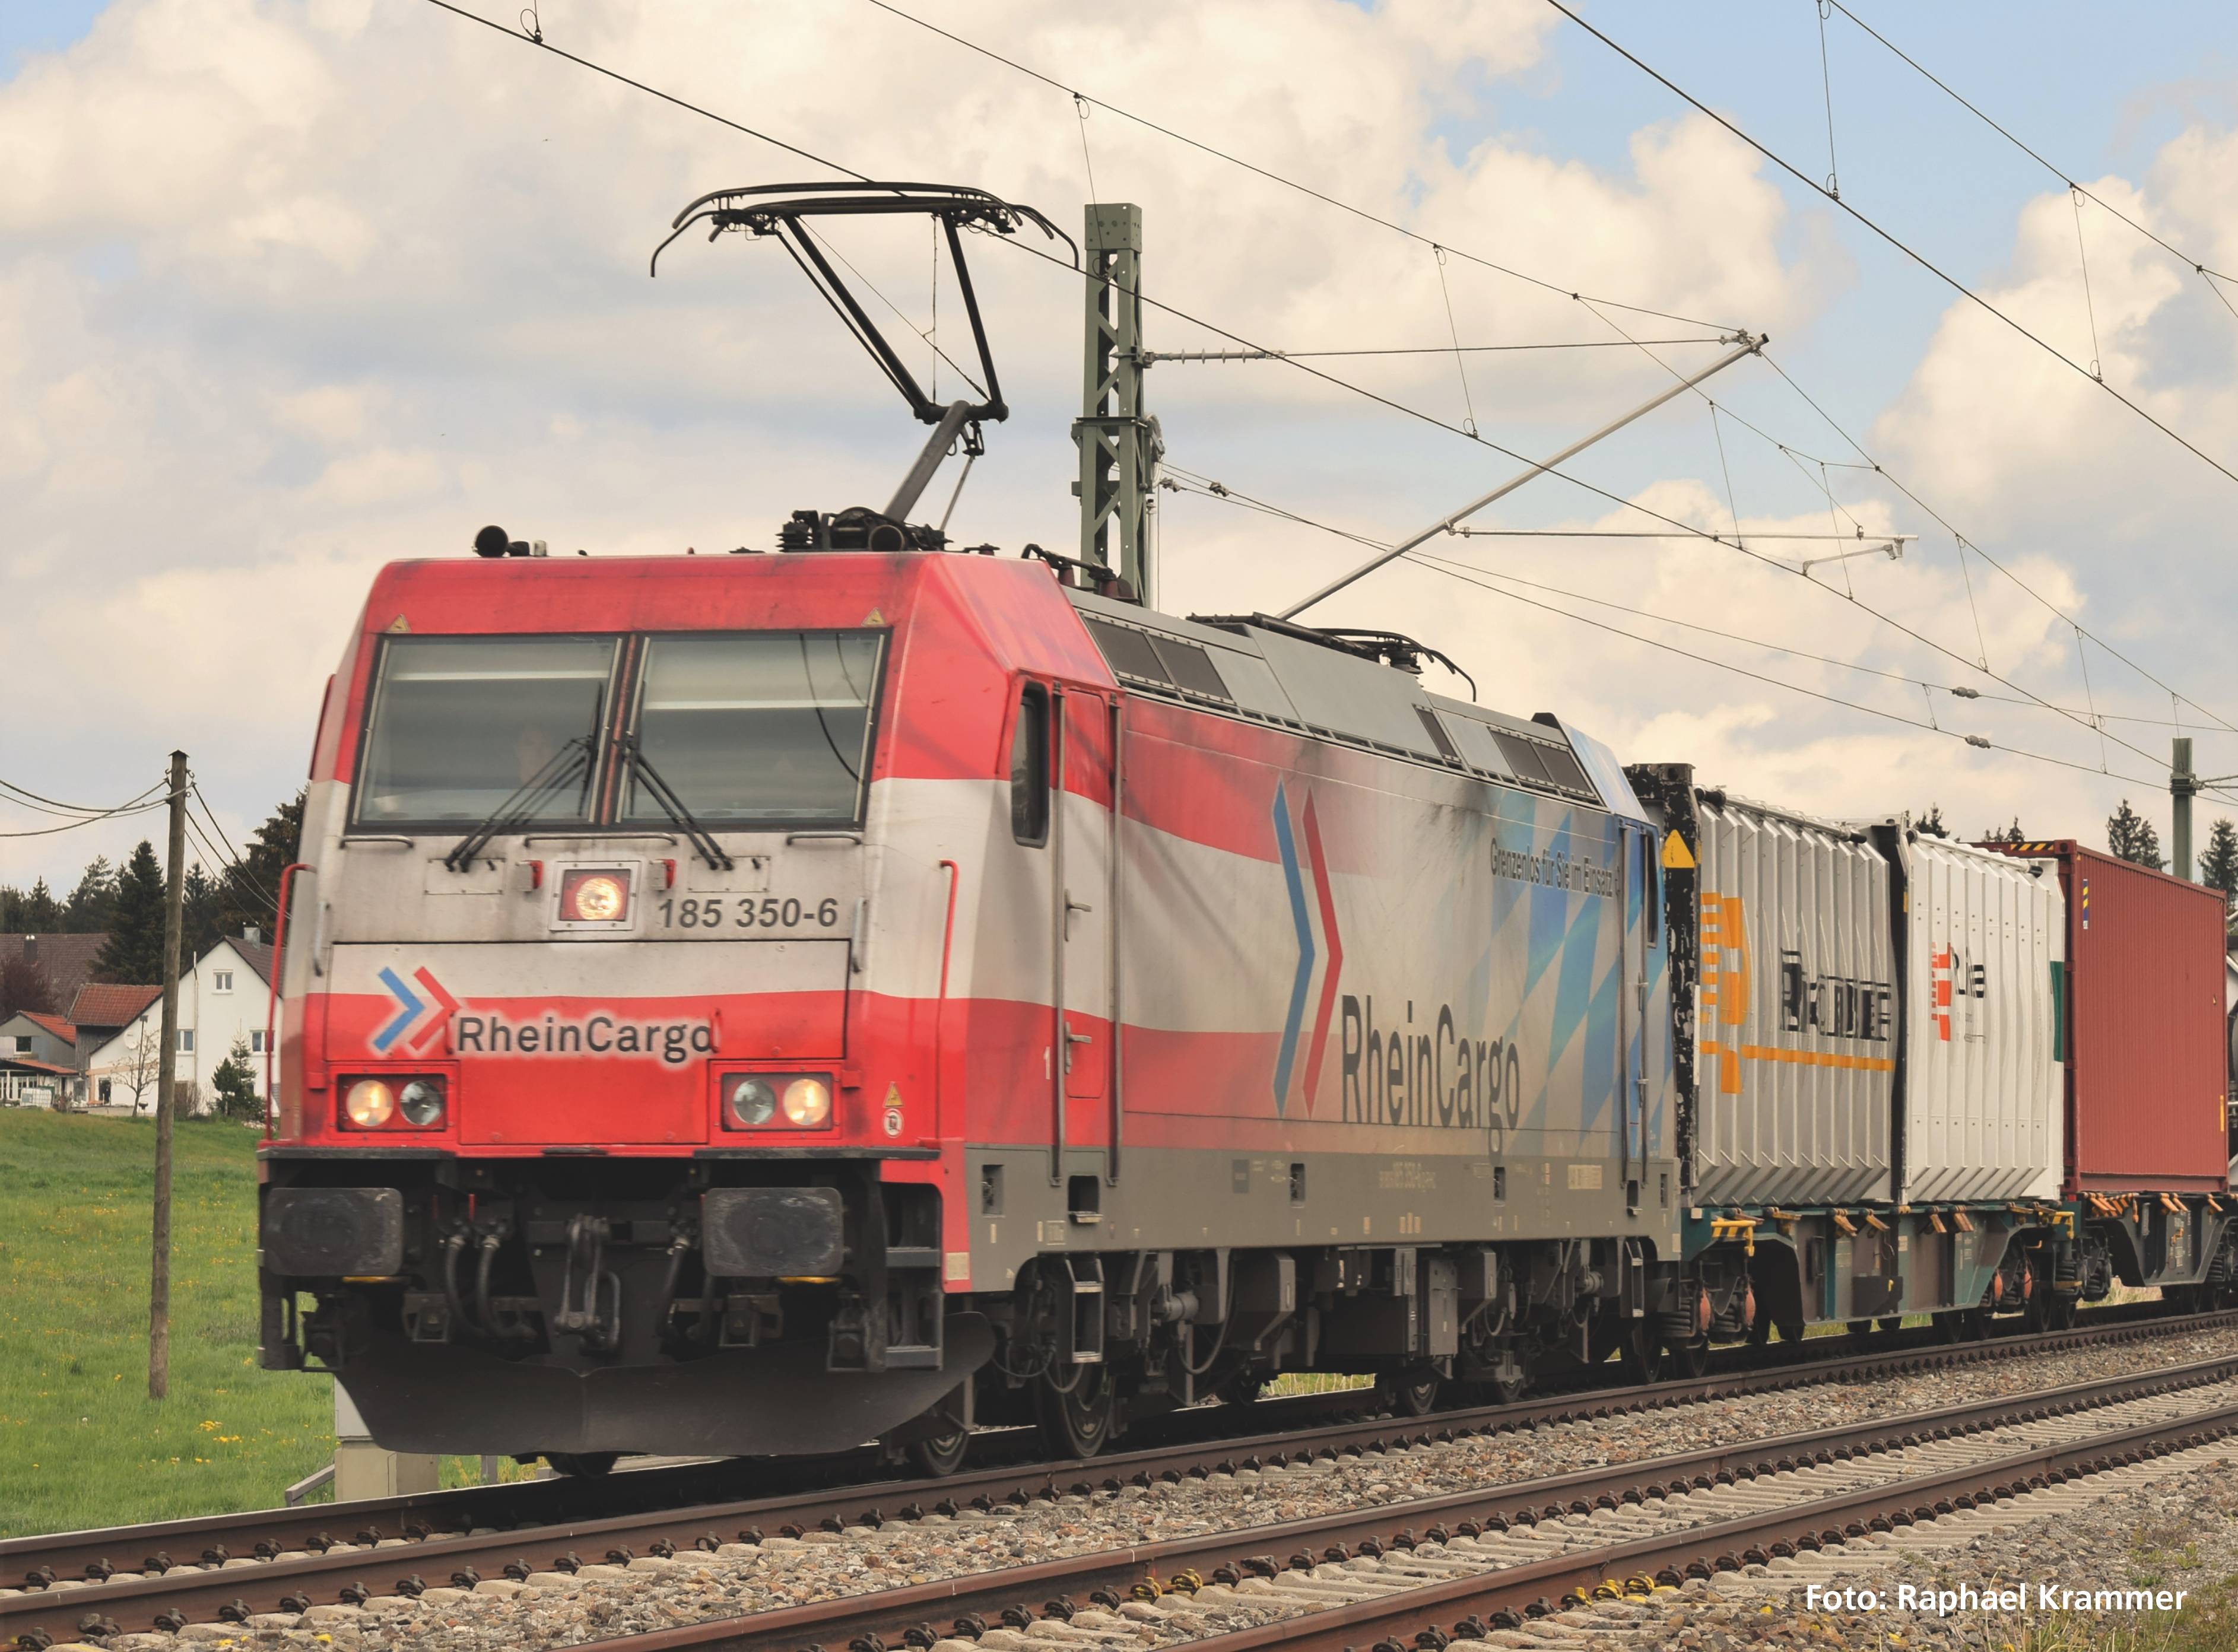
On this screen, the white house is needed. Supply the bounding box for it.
[85,932,277,1114]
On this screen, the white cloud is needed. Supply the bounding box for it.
[0,0,2225,887]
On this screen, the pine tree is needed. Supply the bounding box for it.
[64,856,118,933]
[2107,799,2167,871]
[0,957,55,1019]
[183,863,225,957]
[93,841,167,984]
[1916,805,1949,838]
[214,789,304,943]
[210,1035,262,1122]
[19,878,62,932]
[2199,818,2238,929]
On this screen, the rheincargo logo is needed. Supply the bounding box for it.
[453,1011,715,1067]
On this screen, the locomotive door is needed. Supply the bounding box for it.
[1050,688,1114,1184]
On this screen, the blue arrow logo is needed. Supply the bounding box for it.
[373,966,424,1053]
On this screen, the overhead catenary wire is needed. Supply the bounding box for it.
[1162,468,2238,802]
[857,0,1743,333]
[415,0,2228,788]
[1543,0,2238,497]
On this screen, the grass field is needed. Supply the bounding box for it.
[0,1109,336,1536]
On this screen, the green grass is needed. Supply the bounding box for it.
[0,1110,336,1536]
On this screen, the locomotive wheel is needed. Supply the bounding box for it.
[1668,1335,1710,1379]
[1391,1370,1442,1416]
[906,1423,972,1478]
[1745,1317,1770,1348]
[1845,1319,1872,1338]
[1036,1363,1118,1459]
[1875,1317,1903,1335]
[545,1452,618,1478]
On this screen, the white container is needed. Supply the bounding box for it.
[1692,794,1894,1206]
[1891,831,2064,1203]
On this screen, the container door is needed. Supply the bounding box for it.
[1620,821,1649,1211]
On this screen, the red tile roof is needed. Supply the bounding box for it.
[20,1011,75,1044]
[0,1054,76,1076]
[68,982,163,1030]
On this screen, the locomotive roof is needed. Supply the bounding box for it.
[1067,588,1645,822]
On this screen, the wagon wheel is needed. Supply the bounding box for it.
[1666,1334,1710,1379]
[1620,1323,1664,1385]
[545,1452,618,1478]
[1390,1368,1443,1416]
[1036,1362,1118,1459]
[906,1421,972,1478]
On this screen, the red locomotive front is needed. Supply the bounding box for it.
[259,548,1113,1464]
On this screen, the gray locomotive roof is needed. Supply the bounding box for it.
[1066,590,1646,821]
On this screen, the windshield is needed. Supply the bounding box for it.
[626,633,882,826]
[355,637,615,825]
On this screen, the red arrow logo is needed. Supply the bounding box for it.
[406,967,461,1054]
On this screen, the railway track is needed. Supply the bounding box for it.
[545,1347,2238,1652]
[5,1305,2230,1650]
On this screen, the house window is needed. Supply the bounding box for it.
[177,1028,195,1054]
[11,1035,28,1054]
[212,970,233,993]
[250,1031,267,1054]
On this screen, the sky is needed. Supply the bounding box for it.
[7,0,2238,895]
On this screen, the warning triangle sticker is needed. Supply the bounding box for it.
[862,608,886,626]
[1660,830,1696,870]
[385,614,411,634]
[882,1082,903,1107]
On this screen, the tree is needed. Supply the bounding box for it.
[183,863,225,958]
[1915,805,1950,838]
[110,1024,163,1115]
[2107,799,2167,871]
[2199,818,2238,933]
[93,841,167,984]
[213,789,303,945]
[1981,817,2025,845]
[0,957,56,1020]
[63,856,118,933]
[209,1035,261,1123]
[9,878,64,932]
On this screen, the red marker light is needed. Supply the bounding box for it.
[560,867,631,923]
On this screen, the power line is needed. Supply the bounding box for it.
[858,0,1742,334]
[1825,2,2238,288]
[418,0,2214,787]
[188,781,280,916]
[1543,0,2238,495]
[1162,465,2238,805]
[0,797,170,839]
[418,0,872,182]
[1145,336,1729,363]
[0,776,165,819]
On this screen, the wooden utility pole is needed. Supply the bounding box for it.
[149,750,188,1401]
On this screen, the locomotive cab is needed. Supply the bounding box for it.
[259,545,1110,1460]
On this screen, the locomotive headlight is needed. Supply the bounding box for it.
[398,1078,446,1127]
[344,1079,395,1129]
[725,1076,777,1128]
[781,1076,832,1129]
[559,867,631,924]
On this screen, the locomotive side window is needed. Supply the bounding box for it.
[625,633,882,827]
[1083,617,1169,684]
[1148,637,1233,702]
[1011,684,1050,846]
[355,636,615,825]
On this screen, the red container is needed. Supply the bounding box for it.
[1995,842,2229,1194]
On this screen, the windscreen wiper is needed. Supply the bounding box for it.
[445,737,593,872]
[621,735,734,872]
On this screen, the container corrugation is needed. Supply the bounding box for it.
[2029,844,2229,1194]
[1893,833,2064,1203]
[1692,795,1893,1206]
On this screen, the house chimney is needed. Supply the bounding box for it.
[243,926,261,945]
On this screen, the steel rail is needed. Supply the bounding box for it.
[6,1298,2205,1602]
[12,1314,2234,1651]
[532,1349,2238,1652]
